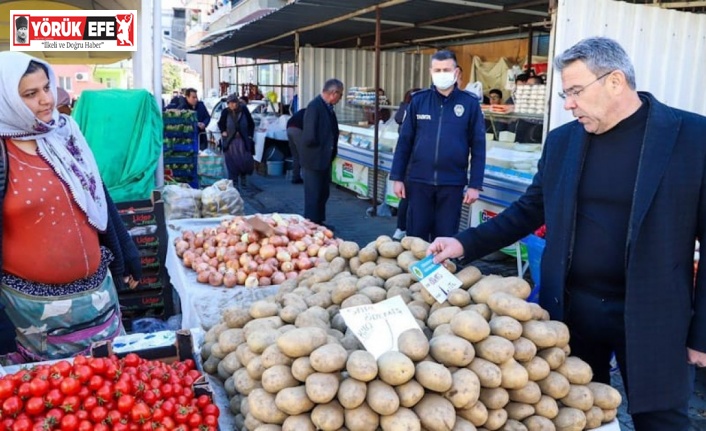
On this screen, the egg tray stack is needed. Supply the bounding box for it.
[512,84,547,115]
[115,190,178,332]
[164,110,199,188]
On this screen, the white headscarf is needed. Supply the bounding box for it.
[0,52,107,231]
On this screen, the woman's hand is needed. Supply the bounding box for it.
[123,275,139,290]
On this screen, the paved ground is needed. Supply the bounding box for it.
[240,169,706,430]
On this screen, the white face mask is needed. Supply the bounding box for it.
[432,71,457,90]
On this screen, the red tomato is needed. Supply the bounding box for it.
[89,406,108,424]
[160,417,175,430]
[123,354,141,369]
[60,395,80,413]
[113,423,129,431]
[77,420,93,431]
[174,405,191,425]
[160,400,175,416]
[130,402,151,423]
[72,365,93,384]
[0,379,16,400]
[95,385,112,404]
[44,408,63,423]
[106,409,122,425]
[23,397,44,417]
[186,413,202,428]
[114,380,131,398]
[75,410,88,421]
[51,362,72,378]
[195,395,210,409]
[116,395,135,414]
[45,389,63,409]
[59,414,78,431]
[73,355,87,366]
[203,414,218,427]
[27,378,48,398]
[202,404,219,418]
[2,396,23,416]
[16,383,30,401]
[10,417,30,431]
[88,357,107,375]
[87,375,104,392]
[58,377,80,396]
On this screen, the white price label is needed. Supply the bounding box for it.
[410,255,462,304]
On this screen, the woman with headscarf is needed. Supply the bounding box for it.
[218,93,255,190]
[0,52,141,362]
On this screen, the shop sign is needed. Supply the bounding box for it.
[331,158,368,195]
[10,10,137,51]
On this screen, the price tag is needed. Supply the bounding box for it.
[339,296,421,359]
[410,255,462,304]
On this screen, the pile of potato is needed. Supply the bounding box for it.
[200,235,622,431]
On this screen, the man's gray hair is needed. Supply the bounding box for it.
[554,37,636,90]
[323,79,344,93]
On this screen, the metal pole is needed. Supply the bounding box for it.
[527,25,534,75]
[371,6,381,217]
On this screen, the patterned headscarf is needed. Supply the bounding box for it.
[0,52,107,231]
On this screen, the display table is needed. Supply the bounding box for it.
[165,217,279,330]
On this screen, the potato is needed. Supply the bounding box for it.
[374,263,404,280]
[475,336,515,364]
[246,355,266,380]
[395,379,425,408]
[523,415,556,431]
[250,300,279,319]
[377,351,416,386]
[487,292,533,322]
[244,413,263,431]
[451,416,478,431]
[502,418,529,431]
[469,276,531,303]
[433,324,454,338]
[396,251,419,271]
[385,273,415,290]
[537,347,566,370]
[347,350,379,382]
[444,368,481,409]
[277,327,328,358]
[304,291,333,309]
[587,382,622,409]
[311,401,345,431]
[380,407,421,431]
[349,256,362,274]
[274,385,314,415]
[235,343,258,367]
[379,241,404,258]
[414,393,456,431]
[506,402,535,421]
[584,406,604,429]
[429,335,476,367]
[360,286,388,303]
[247,328,280,354]
[221,351,243,374]
[202,355,220,375]
[282,414,315,431]
[454,265,483,289]
[544,321,570,348]
[253,425,282,431]
[344,402,380,431]
[447,289,472,307]
[484,408,508,430]
[602,408,618,422]
[457,401,488,427]
[508,381,542,404]
[248,388,287,424]
[261,364,298,393]
[223,307,252,328]
[537,371,570,399]
[522,356,551,381]
[415,361,453,392]
[342,293,374,308]
[339,241,360,259]
[356,261,377,277]
[556,357,593,385]
[479,387,509,409]
[218,328,245,354]
[428,306,462,330]
[397,329,430,361]
[468,357,502,388]
[305,372,340,403]
[331,278,358,305]
[279,305,306,323]
[450,310,491,343]
[291,356,315,382]
[338,377,367,409]
[533,395,559,419]
[552,407,586,431]
[560,385,594,412]
[500,358,529,390]
[387,286,413,302]
[309,343,348,373]
[489,316,524,341]
[522,321,558,349]
[366,380,400,416]
[512,337,537,363]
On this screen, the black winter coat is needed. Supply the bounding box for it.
[299,96,339,171]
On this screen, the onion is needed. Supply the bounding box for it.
[223,272,238,288]
[195,262,210,273]
[182,251,195,268]
[279,235,290,246]
[182,230,195,241]
[239,253,251,267]
[249,231,261,244]
[194,234,205,248]
[196,270,210,284]
[208,257,219,268]
[265,257,279,268]
[257,263,275,278]
[307,244,320,257]
[244,275,259,288]
[208,271,224,287]
[276,250,292,263]
[287,226,306,241]
[247,242,260,256]
[175,240,189,257]
[226,260,240,271]
[234,242,248,255]
[258,276,272,286]
[280,261,294,273]
[285,271,298,279]
[294,240,307,252]
[204,247,216,258]
[296,257,314,271]
[236,270,248,285]
[271,271,286,285]
[216,247,227,261]
[259,244,276,260]
[287,244,300,258]
[246,261,259,274]
[270,235,284,247]
[273,227,287,236]
[227,235,239,246]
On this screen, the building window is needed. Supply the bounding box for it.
[164,29,171,36]
[58,76,72,91]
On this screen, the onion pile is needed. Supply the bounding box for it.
[174,214,340,288]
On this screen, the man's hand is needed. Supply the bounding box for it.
[393,181,406,199]
[197,122,206,130]
[123,275,139,290]
[428,237,464,264]
[221,131,227,137]
[688,347,706,367]
[463,188,480,205]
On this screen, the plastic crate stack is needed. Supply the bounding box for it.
[115,191,178,332]
[163,110,199,188]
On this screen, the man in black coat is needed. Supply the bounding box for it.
[429,37,706,431]
[178,88,211,150]
[299,79,343,228]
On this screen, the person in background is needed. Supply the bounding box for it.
[506,73,529,104]
[0,52,141,362]
[391,87,420,241]
[488,88,503,105]
[239,95,249,105]
[165,89,184,110]
[528,74,545,85]
[390,50,486,242]
[56,87,72,115]
[428,37,706,431]
[178,88,211,150]
[218,94,255,189]
[286,108,306,184]
[299,79,343,230]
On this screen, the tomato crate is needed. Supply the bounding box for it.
[140,254,161,270]
[117,190,165,230]
[119,288,165,312]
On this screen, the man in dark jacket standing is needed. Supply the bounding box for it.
[429,37,706,431]
[299,79,343,228]
[390,50,486,242]
[179,88,211,150]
